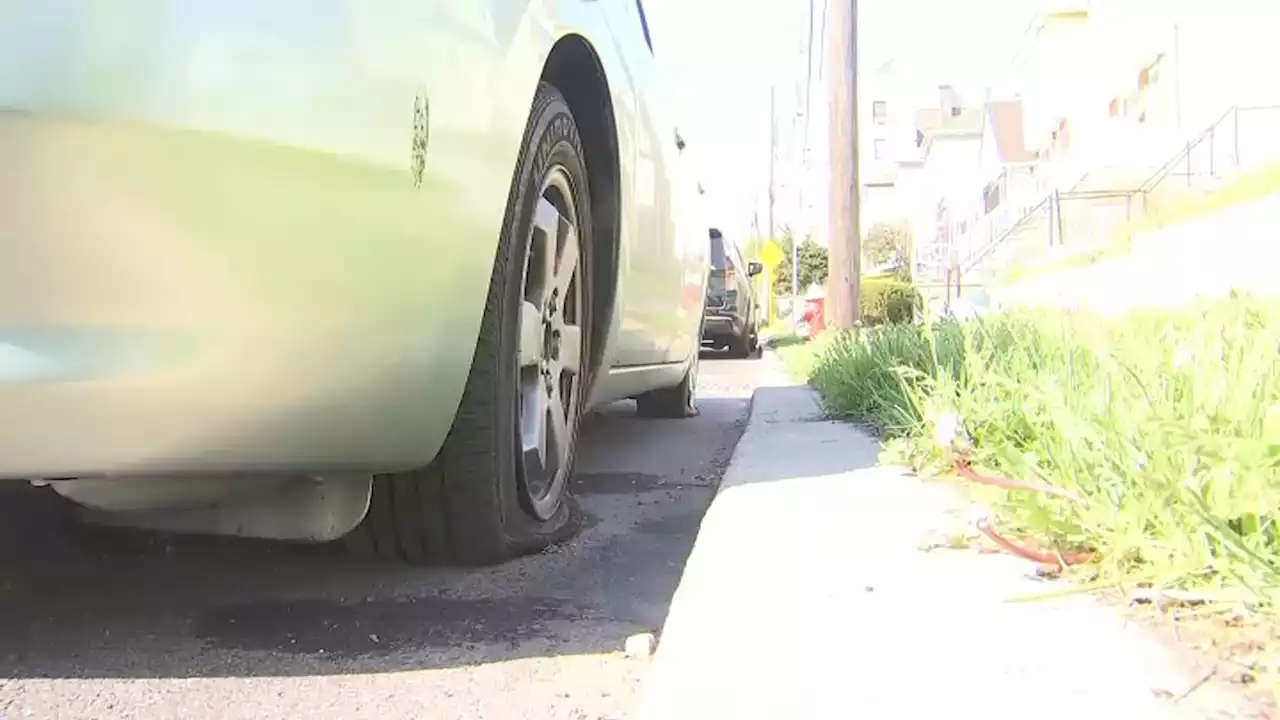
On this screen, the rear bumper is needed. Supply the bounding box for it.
[702,311,745,342]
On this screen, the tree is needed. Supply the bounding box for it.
[770,232,829,297]
[864,222,913,278]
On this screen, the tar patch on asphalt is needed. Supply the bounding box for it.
[572,472,669,495]
[634,509,706,538]
[193,595,579,655]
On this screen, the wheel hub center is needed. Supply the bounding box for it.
[548,330,561,361]
[542,288,564,368]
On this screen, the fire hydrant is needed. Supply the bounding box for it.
[802,298,826,338]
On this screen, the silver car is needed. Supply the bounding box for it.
[0,0,710,565]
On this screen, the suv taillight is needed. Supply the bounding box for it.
[725,260,738,284]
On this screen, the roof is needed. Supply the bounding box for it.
[985,100,1036,163]
[915,107,984,138]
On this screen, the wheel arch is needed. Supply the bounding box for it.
[539,34,621,387]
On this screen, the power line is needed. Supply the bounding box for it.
[792,0,823,322]
[816,0,830,86]
[790,0,815,317]
[768,84,777,241]
[799,0,817,194]
[797,0,829,222]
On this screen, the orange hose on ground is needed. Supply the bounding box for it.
[975,518,1096,568]
[954,457,1085,505]
[952,455,1096,569]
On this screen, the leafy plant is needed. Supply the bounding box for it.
[861,276,919,326]
[864,222,913,279]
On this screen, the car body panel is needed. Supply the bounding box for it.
[0,0,703,482]
[592,0,688,368]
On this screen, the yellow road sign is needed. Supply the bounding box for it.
[759,240,785,269]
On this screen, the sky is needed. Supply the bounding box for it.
[642,0,1035,241]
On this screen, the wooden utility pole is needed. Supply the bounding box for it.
[826,0,860,328]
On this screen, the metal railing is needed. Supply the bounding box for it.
[960,193,1051,276]
[951,103,1280,290]
[1135,104,1280,198]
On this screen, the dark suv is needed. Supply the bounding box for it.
[703,228,763,358]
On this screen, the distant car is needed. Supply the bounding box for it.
[703,229,763,358]
[0,0,710,566]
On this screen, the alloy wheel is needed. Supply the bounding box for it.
[516,166,585,520]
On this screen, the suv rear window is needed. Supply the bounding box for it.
[709,229,727,269]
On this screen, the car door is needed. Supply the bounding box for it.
[600,0,683,366]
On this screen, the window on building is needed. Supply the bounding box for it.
[872,101,888,125]
[873,138,888,160]
[983,180,1003,215]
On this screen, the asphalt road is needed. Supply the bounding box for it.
[0,354,767,720]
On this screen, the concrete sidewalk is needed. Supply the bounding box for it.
[637,353,1236,720]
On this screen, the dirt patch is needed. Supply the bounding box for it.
[1102,591,1279,718]
[913,483,1278,718]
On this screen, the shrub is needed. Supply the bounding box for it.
[860,276,919,326]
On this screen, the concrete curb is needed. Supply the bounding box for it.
[636,353,1220,720]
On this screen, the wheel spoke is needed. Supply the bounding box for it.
[559,325,582,374]
[548,384,571,470]
[519,301,542,367]
[536,399,550,466]
[531,198,559,305]
[520,384,545,455]
[554,222,579,297]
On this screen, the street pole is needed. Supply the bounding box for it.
[766,84,788,326]
[768,84,777,244]
[827,0,860,328]
[793,0,816,332]
[791,210,800,321]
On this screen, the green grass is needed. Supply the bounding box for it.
[762,319,796,337]
[796,296,1280,606]
[1135,162,1280,236]
[1001,242,1126,285]
[774,335,818,379]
